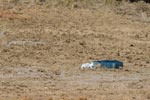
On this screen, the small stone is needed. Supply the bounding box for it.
[130,44,134,47]
[48,97,53,100]
[79,97,88,100]
[54,70,61,75]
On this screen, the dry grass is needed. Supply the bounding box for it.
[0,0,150,100]
[0,0,149,8]
[18,97,88,100]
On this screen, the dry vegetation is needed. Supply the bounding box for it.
[0,0,150,100]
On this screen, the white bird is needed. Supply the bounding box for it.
[81,62,94,69]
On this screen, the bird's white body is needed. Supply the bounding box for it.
[81,62,94,69]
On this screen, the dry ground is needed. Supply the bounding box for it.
[0,2,150,100]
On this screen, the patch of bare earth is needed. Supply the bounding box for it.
[0,3,150,100]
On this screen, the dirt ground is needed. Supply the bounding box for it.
[0,1,150,100]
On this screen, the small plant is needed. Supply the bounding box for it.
[105,0,115,4]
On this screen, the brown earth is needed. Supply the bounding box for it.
[0,2,150,100]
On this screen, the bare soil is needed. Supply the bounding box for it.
[0,2,150,100]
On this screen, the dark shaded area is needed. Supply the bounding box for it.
[129,0,150,3]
